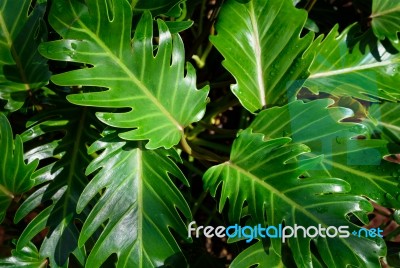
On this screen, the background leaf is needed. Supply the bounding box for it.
[250,99,400,207]
[304,24,400,102]
[14,98,101,267]
[0,0,50,111]
[77,133,191,267]
[210,0,314,111]
[0,113,38,223]
[0,241,47,268]
[203,129,385,267]
[371,0,400,43]
[39,1,209,149]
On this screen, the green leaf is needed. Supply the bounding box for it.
[77,133,191,267]
[14,99,102,267]
[204,129,385,267]
[0,0,50,111]
[230,242,284,268]
[0,113,38,223]
[132,0,184,16]
[366,101,400,145]
[210,0,314,111]
[164,20,194,34]
[0,241,47,268]
[250,99,400,207]
[371,0,400,43]
[304,24,400,102]
[39,1,209,149]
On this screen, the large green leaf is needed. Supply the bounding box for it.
[304,24,400,102]
[250,99,400,207]
[203,129,385,267]
[39,1,209,149]
[371,0,400,43]
[0,241,47,268]
[210,0,314,112]
[0,0,50,111]
[366,101,400,145]
[77,133,191,267]
[14,98,102,267]
[0,113,38,223]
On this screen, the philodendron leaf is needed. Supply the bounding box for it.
[250,99,400,207]
[0,113,38,223]
[132,0,183,16]
[39,1,209,149]
[304,24,400,102]
[0,0,50,111]
[366,101,400,145]
[204,129,385,267]
[77,133,191,267]
[210,0,314,112]
[371,0,400,43]
[14,100,102,267]
[0,241,47,268]
[230,242,283,268]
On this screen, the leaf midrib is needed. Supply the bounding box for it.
[64,3,184,133]
[309,57,400,79]
[371,5,400,18]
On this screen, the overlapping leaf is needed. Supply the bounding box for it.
[366,101,400,145]
[132,0,183,16]
[210,0,314,112]
[39,0,209,149]
[371,0,400,43]
[250,99,400,207]
[304,24,400,102]
[14,98,102,267]
[204,129,385,267]
[0,113,38,223]
[0,241,47,268]
[0,0,50,111]
[77,133,191,267]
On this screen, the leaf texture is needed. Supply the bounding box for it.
[0,0,50,111]
[250,99,400,207]
[371,0,400,43]
[305,24,400,102]
[39,1,209,149]
[203,129,385,267]
[0,114,38,223]
[14,99,102,267]
[77,133,191,267]
[210,0,314,111]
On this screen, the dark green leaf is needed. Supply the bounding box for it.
[0,113,38,223]
[77,133,191,267]
[371,0,400,43]
[39,2,209,149]
[210,0,314,111]
[0,0,50,111]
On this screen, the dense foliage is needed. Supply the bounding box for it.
[1,0,400,267]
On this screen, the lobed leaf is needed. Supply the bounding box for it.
[0,113,38,223]
[250,99,400,207]
[14,98,102,267]
[0,0,50,111]
[39,1,209,149]
[0,241,47,268]
[304,24,400,102]
[204,129,385,267]
[77,133,191,267]
[210,0,314,112]
[371,0,400,43]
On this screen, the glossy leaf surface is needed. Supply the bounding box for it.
[250,99,400,207]
[204,129,385,267]
[0,241,47,268]
[305,25,400,102]
[0,113,38,223]
[0,0,50,111]
[77,133,191,267]
[371,0,400,43]
[39,1,209,149]
[210,0,314,111]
